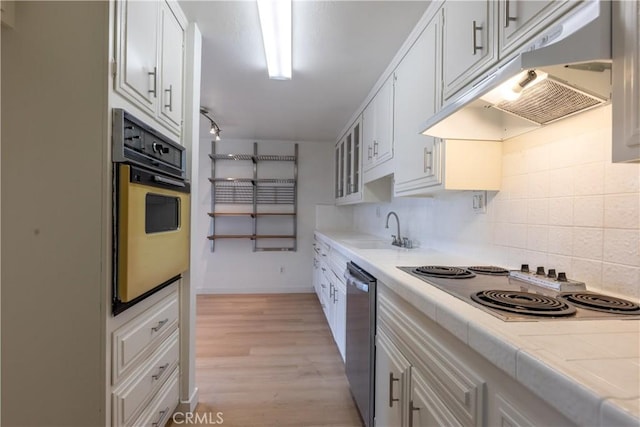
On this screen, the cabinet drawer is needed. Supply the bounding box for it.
[112,330,179,426]
[112,290,179,383]
[131,368,180,427]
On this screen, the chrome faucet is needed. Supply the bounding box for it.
[385,211,402,247]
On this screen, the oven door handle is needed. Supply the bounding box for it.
[153,175,186,188]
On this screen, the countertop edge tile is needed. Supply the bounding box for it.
[516,349,603,426]
[601,397,640,427]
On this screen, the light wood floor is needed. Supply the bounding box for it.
[169,293,362,427]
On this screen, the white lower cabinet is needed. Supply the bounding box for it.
[111,289,180,427]
[376,282,576,427]
[112,330,179,426]
[132,369,180,427]
[313,235,348,362]
[375,331,410,427]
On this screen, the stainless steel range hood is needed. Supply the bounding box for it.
[420,1,612,142]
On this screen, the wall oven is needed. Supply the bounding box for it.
[112,109,190,315]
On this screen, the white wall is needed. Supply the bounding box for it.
[353,106,640,299]
[193,132,334,294]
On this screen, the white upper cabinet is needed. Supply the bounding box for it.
[394,11,442,196]
[498,0,579,58]
[159,2,185,130]
[442,0,498,101]
[117,0,160,115]
[115,0,186,137]
[336,117,392,205]
[612,0,640,163]
[363,75,395,172]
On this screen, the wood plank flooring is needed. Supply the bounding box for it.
[168,293,362,427]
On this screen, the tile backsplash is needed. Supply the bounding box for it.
[352,106,640,299]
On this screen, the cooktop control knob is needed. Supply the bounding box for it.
[521,264,530,273]
[536,266,545,276]
[547,269,557,279]
[557,272,568,282]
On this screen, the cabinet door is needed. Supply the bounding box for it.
[394,13,443,195]
[336,139,345,198]
[612,0,640,162]
[347,119,362,196]
[375,331,411,427]
[362,101,376,171]
[159,2,184,130]
[410,368,463,427]
[498,0,577,57]
[312,256,321,298]
[442,0,497,100]
[117,0,160,114]
[352,120,361,194]
[374,75,395,164]
[334,281,346,361]
[334,142,341,199]
[345,133,354,195]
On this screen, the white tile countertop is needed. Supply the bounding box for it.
[315,230,640,427]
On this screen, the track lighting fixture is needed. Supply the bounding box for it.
[200,108,222,140]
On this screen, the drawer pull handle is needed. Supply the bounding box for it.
[504,0,517,28]
[151,318,169,332]
[472,20,483,55]
[148,67,157,98]
[409,400,421,427]
[164,84,173,111]
[389,373,400,407]
[151,363,170,380]
[152,406,170,427]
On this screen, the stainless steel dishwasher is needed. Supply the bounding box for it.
[344,261,376,427]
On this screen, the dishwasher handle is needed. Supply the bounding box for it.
[344,271,370,293]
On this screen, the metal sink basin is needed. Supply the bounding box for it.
[343,239,399,249]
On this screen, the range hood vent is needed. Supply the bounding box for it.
[493,76,607,125]
[420,1,611,142]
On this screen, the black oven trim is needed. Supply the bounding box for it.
[112,274,181,316]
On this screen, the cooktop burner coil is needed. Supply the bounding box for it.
[470,290,577,317]
[413,266,475,279]
[467,266,510,276]
[558,292,640,314]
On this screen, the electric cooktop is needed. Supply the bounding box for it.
[398,265,640,322]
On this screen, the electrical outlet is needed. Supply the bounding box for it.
[472,191,487,214]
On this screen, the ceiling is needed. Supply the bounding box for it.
[179,1,430,142]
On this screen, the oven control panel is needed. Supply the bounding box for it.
[509,264,586,292]
[112,109,186,179]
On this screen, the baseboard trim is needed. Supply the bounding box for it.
[196,286,313,294]
[176,387,199,413]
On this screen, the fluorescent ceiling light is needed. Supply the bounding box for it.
[257,0,292,80]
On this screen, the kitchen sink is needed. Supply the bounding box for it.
[343,239,413,250]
